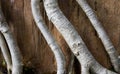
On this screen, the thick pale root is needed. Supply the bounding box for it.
[31,0,66,74]
[76,0,120,72]
[43,0,117,74]
[81,66,90,74]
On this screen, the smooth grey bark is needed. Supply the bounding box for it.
[76,0,120,73]
[43,0,117,74]
[31,0,66,74]
[0,32,12,74]
[81,66,89,74]
[0,1,22,74]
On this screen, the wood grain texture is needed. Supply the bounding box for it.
[0,0,120,74]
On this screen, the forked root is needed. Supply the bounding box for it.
[76,0,120,72]
[43,0,118,74]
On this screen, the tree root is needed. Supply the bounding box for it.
[0,1,23,74]
[43,0,118,74]
[76,0,120,72]
[31,0,66,74]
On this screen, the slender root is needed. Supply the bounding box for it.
[0,32,12,74]
[0,1,22,74]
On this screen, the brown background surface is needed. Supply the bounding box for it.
[0,0,120,74]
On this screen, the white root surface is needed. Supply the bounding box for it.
[31,0,66,74]
[0,32,12,74]
[43,0,118,74]
[76,0,120,73]
[0,2,22,74]
[68,53,74,74]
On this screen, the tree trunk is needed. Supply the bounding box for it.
[0,0,120,74]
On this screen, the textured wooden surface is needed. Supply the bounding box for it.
[0,0,120,74]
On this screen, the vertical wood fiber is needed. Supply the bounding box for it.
[0,0,120,74]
